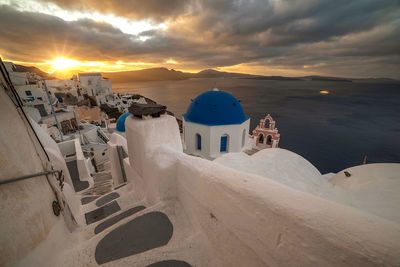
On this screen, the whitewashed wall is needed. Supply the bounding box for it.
[108,132,128,187]
[209,119,249,158]
[74,138,94,187]
[124,115,400,267]
[0,88,60,266]
[14,84,45,99]
[9,71,28,85]
[183,119,250,159]
[183,119,211,158]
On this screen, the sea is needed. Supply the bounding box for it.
[113,78,400,174]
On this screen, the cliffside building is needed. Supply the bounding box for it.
[78,73,112,105]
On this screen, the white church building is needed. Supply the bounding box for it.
[183,89,250,159]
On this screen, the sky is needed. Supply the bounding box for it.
[0,0,399,78]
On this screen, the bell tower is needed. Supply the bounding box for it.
[251,114,280,149]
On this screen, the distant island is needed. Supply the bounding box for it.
[11,63,400,84]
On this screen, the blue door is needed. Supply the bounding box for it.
[220,135,228,152]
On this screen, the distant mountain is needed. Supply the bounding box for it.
[9,63,400,84]
[102,67,191,83]
[103,68,265,82]
[196,69,255,78]
[13,64,54,79]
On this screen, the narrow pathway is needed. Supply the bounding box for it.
[66,160,89,192]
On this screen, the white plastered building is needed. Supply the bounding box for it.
[78,73,112,105]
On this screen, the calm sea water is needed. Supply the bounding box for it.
[114,78,400,173]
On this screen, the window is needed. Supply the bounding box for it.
[220,134,229,152]
[242,129,246,147]
[258,134,264,144]
[264,119,270,129]
[196,133,202,150]
[25,90,32,96]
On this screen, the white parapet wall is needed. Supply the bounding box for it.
[124,114,400,266]
[74,138,94,187]
[58,138,93,188]
[107,132,128,187]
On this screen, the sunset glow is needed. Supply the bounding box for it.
[49,57,80,71]
[0,0,398,78]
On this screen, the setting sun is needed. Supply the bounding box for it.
[49,57,80,71]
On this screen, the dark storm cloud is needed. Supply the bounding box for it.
[0,4,244,66]
[0,0,399,77]
[188,0,398,46]
[0,5,193,62]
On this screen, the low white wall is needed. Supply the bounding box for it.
[57,138,93,186]
[58,139,76,158]
[126,115,182,178]
[74,138,93,186]
[107,133,128,187]
[124,115,400,267]
[176,153,400,266]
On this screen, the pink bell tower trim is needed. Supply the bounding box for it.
[252,114,280,149]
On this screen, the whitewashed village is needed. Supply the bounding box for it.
[1,59,400,267]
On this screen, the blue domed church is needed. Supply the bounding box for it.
[183,88,250,159]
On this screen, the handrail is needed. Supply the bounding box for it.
[0,170,62,186]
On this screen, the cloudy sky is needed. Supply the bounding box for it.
[0,0,399,78]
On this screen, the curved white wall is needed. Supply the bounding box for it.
[329,163,400,223]
[124,115,400,267]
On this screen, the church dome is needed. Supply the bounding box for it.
[184,89,248,126]
[116,112,131,132]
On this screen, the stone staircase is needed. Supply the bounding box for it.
[79,172,194,266]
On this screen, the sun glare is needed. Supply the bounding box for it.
[50,57,80,71]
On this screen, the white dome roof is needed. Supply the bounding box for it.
[215,148,324,194]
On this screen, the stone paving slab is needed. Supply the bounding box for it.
[95,212,173,264]
[94,205,146,234]
[81,196,100,205]
[96,192,120,207]
[145,260,192,267]
[85,201,121,225]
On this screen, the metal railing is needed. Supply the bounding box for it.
[0,170,62,186]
